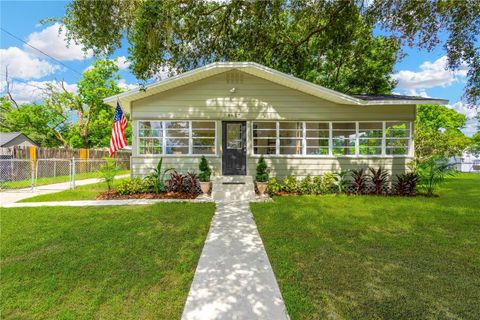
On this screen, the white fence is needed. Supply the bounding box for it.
[0,158,130,191]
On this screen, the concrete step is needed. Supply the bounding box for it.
[211,176,256,202]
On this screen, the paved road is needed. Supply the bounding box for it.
[182,201,289,320]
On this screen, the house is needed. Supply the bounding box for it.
[104,62,447,179]
[0,132,38,148]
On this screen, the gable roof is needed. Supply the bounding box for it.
[104,62,448,111]
[0,132,38,147]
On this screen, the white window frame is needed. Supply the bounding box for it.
[136,120,217,157]
[251,120,413,158]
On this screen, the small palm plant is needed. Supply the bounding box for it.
[145,158,173,193]
[417,158,456,197]
[98,157,119,191]
[333,170,350,194]
[368,167,389,195]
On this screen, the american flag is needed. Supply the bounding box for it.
[109,102,128,157]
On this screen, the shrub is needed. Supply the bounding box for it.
[321,172,336,193]
[368,167,389,195]
[416,158,456,197]
[117,177,147,195]
[186,171,199,195]
[167,171,185,192]
[394,172,419,196]
[267,177,282,195]
[256,155,269,182]
[298,175,315,195]
[350,169,369,194]
[198,156,212,182]
[98,157,119,191]
[145,158,173,193]
[333,170,350,194]
[282,176,298,193]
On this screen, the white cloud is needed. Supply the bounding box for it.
[1,79,77,104]
[115,56,130,70]
[393,56,467,96]
[0,47,60,80]
[118,79,138,91]
[25,23,93,61]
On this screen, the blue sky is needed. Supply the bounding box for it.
[1,0,477,135]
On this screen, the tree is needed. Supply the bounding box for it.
[62,0,399,95]
[415,104,471,161]
[62,0,479,104]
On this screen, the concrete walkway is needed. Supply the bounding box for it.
[0,174,129,205]
[182,201,288,320]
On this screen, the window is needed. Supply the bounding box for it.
[332,122,356,155]
[358,122,383,155]
[279,122,303,155]
[192,121,215,154]
[385,122,410,155]
[139,121,162,155]
[306,122,329,155]
[253,122,276,155]
[138,120,216,155]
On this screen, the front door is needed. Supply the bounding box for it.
[222,121,247,175]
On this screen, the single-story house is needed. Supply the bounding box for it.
[104,62,447,179]
[0,132,38,148]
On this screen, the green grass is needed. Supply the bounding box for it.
[1,203,215,319]
[1,170,129,190]
[251,173,480,319]
[18,178,129,203]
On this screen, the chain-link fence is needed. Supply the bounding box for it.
[0,158,130,191]
[0,159,34,190]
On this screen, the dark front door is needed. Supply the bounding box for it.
[222,121,247,175]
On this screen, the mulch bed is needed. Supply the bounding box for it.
[96,191,199,200]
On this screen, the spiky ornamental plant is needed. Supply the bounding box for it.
[368,167,389,195]
[350,169,368,195]
[256,155,269,182]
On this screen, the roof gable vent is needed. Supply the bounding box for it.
[226,71,244,84]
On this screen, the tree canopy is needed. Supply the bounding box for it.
[62,0,479,105]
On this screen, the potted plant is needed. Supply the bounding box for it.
[256,155,269,196]
[198,156,212,194]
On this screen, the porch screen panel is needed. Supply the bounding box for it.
[279,122,303,155]
[306,122,329,155]
[138,121,162,155]
[165,121,189,154]
[386,122,410,155]
[192,121,216,154]
[253,122,277,155]
[359,122,382,155]
[332,122,356,155]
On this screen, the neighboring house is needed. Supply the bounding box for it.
[0,132,38,148]
[455,152,480,172]
[104,62,447,178]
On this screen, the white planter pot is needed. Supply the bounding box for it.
[256,182,268,196]
[200,181,211,195]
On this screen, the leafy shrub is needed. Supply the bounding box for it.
[368,167,389,195]
[145,158,173,193]
[98,157,120,191]
[350,169,368,194]
[394,172,419,196]
[333,170,350,193]
[117,177,147,195]
[282,176,298,193]
[267,177,282,195]
[298,175,315,195]
[256,156,269,182]
[321,173,336,193]
[198,156,212,182]
[416,158,456,196]
[167,171,185,192]
[186,171,199,194]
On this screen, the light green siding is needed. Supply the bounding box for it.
[131,70,414,177]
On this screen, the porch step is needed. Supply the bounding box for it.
[211,176,256,202]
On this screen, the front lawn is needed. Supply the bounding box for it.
[251,173,480,319]
[18,178,129,202]
[1,203,215,319]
